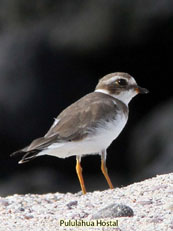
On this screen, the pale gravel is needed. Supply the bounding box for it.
[0,173,172,231]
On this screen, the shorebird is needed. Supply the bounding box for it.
[11,72,148,194]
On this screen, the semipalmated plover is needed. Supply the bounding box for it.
[11,72,148,194]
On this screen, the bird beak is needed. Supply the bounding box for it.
[135,86,149,94]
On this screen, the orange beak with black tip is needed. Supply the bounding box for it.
[135,86,149,94]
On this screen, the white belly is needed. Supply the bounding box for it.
[39,113,128,158]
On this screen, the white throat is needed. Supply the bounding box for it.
[95,89,137,105]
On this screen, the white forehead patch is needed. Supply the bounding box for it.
[129,76,137,85]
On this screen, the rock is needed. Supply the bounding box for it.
[92,203,134,219]
[66,200,78,209]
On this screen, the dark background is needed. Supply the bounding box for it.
[0,0,172,196]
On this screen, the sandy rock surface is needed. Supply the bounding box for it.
[0,173,172,231]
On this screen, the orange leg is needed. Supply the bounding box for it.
[101,150,114,189]
[76,156,86,194]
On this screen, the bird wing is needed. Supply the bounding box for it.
[26,92,119,151]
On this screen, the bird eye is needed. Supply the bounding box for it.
[116,79,127,86]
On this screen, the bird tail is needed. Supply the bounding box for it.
[10,149,39,164]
